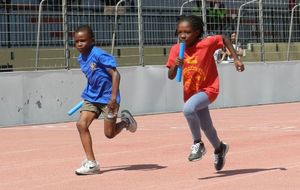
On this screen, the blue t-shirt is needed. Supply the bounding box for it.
[78,46,121,104]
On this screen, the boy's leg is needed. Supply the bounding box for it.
[76,111,97,161]
[103,118,127,138]
[75,110,100,175]
[101,106,136,139]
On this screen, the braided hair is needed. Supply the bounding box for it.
[176,15,204,38]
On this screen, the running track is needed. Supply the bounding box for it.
[1,102,299,190]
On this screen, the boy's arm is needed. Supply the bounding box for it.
[222,35,245,72]
[107,68,120,113]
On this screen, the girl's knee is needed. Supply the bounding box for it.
[183,105,197,116]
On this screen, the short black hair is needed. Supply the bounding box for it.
[75,25,95,39]
[176,15,204,38]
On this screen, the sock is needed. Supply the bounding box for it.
[193,139,202,145]
[87,160,96,164]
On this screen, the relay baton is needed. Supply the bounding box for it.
[68,100,84,116]
[175,41,185,82]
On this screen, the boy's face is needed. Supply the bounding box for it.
[177,21,199,47]
[74,31,95,55]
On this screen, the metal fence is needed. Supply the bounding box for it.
[0,0,300,71]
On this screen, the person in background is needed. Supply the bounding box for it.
[220,32,243,63]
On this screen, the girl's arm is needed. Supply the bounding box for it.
[107,68,120,114]
[222,35,245,72]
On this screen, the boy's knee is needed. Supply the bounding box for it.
[103,121,116,139]
[104,131,115,139]
[76,121,87,132]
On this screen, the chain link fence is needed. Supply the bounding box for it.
[0,0,300,71]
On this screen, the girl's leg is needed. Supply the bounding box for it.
[197,107,229,171]
[196,107,221,149]
[183,92,211,142]
[183,92,221,149]
[76,111,97,161]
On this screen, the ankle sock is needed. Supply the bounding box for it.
[193,139,202,145]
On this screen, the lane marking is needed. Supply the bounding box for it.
[1,148,39,155]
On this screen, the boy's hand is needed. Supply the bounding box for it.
[175,57,184,67]
[107,99,118,115]
[234,59,245,72]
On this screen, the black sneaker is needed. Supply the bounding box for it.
[214,142,229,171]
[188,142,206,161]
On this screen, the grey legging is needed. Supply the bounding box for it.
[183,92,221,149]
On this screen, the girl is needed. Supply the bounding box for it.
[166,15,244,171]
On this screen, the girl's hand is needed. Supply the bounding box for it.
[175,57,184,67]
[234,59,245,72]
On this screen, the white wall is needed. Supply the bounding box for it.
[0,61,300,127]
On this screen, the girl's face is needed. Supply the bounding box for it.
[74,31,95,55]
[177,21,200,47]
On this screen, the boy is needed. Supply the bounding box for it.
[74,25,137,175]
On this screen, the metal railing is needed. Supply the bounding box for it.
[236,0,257,50]
[287,4,300,61]
[35,0,47,70]
[111,0,126,55]
[1,0,300,71]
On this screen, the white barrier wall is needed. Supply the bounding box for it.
[0,62,300,127]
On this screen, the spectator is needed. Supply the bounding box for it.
[192,1,202,15]
[214,47,226,64]
[220,32,243,63]
[207,1,226,34]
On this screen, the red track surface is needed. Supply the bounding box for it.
[1,103,300,190]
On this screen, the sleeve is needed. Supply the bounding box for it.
[166,44,179,68]
[214,35,224,50]
[96,51,118,69]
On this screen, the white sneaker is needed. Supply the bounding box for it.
[75,159,100,175]
[121,110,137,133]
